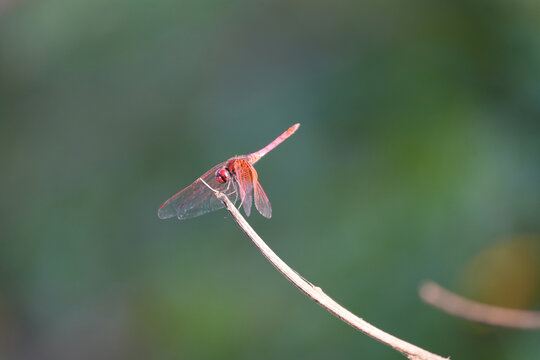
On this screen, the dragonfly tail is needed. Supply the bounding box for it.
[248,123,300,164]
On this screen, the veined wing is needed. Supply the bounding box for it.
[254,180,272,218]
[157,162,237,220]
[233,159,255,217]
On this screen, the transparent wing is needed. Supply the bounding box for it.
[254,180,272,218]
[233,160,254,217]
[157,162,238,220]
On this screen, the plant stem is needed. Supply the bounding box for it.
[420,280,540,329]
[212,189,448,360]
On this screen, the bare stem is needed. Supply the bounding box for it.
[420,280,540,329]
[211,190,448,360]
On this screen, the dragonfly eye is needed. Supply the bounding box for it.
[215,168,230,183]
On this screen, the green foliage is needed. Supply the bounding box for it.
[1,0,539,359]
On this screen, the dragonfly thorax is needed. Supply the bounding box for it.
[215,168,231,183]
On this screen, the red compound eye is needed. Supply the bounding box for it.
[215,168,230,183]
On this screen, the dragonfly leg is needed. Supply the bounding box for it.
[225,180,232,193]
[223,180,237,197]
[225,188,236,196]
[230,181,241,209]
[237,193,245,210]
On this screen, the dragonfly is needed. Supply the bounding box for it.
[158,123,300,220]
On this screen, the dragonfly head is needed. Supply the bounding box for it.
[215,168,231,184]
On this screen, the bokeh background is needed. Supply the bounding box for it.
[1,0,540,359]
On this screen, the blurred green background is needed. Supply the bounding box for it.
[1,0,540,359]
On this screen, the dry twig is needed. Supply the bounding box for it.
[420,280,540,329]
[206,184,448,360]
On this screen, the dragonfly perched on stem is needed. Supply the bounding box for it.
[158,124,300,220]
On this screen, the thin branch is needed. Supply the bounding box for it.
[209,187,448,360]
[419,280,540,329]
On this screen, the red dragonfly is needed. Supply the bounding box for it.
[158,124,300,220]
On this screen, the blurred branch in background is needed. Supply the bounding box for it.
[205,182,449,360]
[420,281,540,329]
